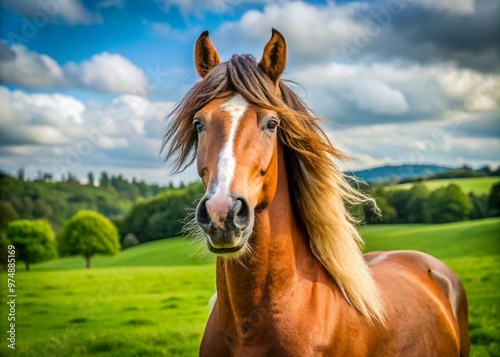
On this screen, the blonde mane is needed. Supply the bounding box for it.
[162,54,386,324]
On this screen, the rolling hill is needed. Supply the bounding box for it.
[391,177,500,194]
[6,218,498,357]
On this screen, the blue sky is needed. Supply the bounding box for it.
[0,0,499,184]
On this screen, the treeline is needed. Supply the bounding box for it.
[360,182,500,224]
[115,182,203,244]
[397,165,500,185]
[0,171,186,233]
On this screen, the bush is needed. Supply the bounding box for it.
[60,210,120,268]
[122,233,139,249]
[5,220,57,270]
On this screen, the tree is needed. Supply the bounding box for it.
[88,172,95,187]
[60,210,120,268]
[360,188,396,224]
[5,220,57,270]
[17,168,25,181]
[100,172,109,189]
[488,182,500,217]
[427,184,473,223]
[387,189,412,223]
[0,234,11,270]
[406,184,431,223]
[0,201,19,232]
[121,181,204,242]
[469,193,490,220]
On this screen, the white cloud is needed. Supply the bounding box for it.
[0,87,85,145]
[0,85,197,184]
[65,52,148,94]
[0,45,148,94]
[0,45,65,89]
[326,108,499,172]
[216,2,366,61]
[0,87,175,175]
[291,62,499,124]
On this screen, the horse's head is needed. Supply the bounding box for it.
[192,30,287,257]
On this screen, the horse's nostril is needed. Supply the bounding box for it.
[196,196,212,229]
[232,197,251,229]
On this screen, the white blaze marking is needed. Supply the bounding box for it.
[215,94,248,194]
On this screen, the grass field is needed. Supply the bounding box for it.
[392,177,500,194]
[1,218,499,356]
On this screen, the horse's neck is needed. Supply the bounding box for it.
[215,147,312,318]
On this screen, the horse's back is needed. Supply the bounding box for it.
[366,250,469,357]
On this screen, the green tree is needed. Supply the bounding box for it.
[17,168,25,181]
[100,172,109,189]
[0,234,11,270]
[488,182,500,217]
[427,184,473,223]
[60,210,120,268]
[406,184,431,223]
[469,193,490,220]
[387,189,412,223]
[122,181,204,242]
[88,172,95,187]
[5,220,57,270]
[33,199,53,219]
[0,201,19,232]
[360,188,396,224]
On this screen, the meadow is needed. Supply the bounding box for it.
[392,177,500,194]
[1,218,499,356]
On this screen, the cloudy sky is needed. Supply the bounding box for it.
[0,0,498,185]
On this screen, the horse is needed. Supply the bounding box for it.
[162,29,469,357]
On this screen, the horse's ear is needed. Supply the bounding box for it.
[259,28,287,84]
[194,30,220,78]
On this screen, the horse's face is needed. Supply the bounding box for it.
[192,29,287,256]
[194,95,280,255]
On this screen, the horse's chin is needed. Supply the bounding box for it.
[205,227,252,259]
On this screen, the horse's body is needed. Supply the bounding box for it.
[163,29,469,356]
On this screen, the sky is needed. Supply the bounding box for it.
[0,0,498,185]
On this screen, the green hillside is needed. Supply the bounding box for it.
[392,177,500,194]
[33,237,214,270]
[33,218,500,270]
[2,219,498,357]
[362,218,500,258]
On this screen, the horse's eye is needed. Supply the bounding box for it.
[193,119,204,134]
[265,118,279,132]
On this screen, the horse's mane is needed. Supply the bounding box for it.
[162,54,385,324]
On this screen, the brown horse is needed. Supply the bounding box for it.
[163,29,469,357]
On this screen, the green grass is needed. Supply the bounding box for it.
[361,218,500,258]
[33,237,214,270]
[362,219,500,357]
[393,177,500,194]
[1,219,499,356]
[1,265,216,356]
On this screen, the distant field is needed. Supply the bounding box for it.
[1,219,499,357]
[392,177,500,194]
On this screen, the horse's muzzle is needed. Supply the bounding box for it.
[196,194,253,252]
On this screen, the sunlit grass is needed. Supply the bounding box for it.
[1,218,498,356]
